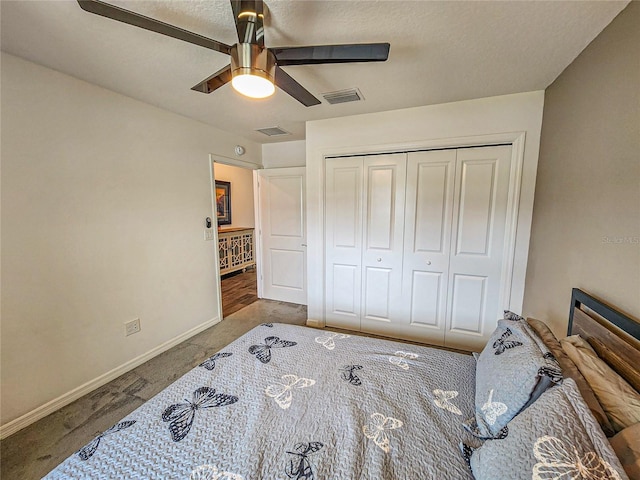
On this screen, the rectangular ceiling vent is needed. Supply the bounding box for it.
[255,126,291,137]
[322,88,363,105]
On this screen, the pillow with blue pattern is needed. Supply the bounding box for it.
[464,311,562,439]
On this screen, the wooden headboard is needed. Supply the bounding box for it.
[568,288,640,392]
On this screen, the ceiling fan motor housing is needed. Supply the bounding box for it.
[230,43,276,84]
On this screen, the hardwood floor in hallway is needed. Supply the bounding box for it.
[221,267,258,317]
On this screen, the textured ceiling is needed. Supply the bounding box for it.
[1,0,628,143]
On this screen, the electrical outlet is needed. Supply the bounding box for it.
[125,318,141,336]
[204,228,215,241]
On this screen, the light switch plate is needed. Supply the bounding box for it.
[204,229,215,241]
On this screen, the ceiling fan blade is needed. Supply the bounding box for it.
[191,65,233,94]
[77,0,231,55]
[271,43,390,66]
[230,0,265,46]
[274,66,321,107]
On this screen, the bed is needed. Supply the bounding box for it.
[44,289,639,479]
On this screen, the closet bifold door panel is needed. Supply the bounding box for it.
[359,154,407,337]
[398,149,456,345]
[325,154,407,331]
[444,145,512,351]
[325,157,364,330]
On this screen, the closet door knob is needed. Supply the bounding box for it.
[377,257,382,262]
[426,260,432,265]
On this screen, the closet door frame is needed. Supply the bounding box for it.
[307,131,524,336]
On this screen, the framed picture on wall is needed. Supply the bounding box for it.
[215,180,232,226]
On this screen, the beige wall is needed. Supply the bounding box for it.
[262,140,306,168]
[213,162,255,229]
[0,53,261,431]
[523,3,640,337]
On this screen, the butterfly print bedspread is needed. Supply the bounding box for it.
[45,323,478,479]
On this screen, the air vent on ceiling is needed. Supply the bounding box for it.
[255,126,291,137]
[322,88,364,105]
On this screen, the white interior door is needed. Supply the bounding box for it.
[445,145,512,350]
[399,149,457,344]
[325,157,363,329]
[257,167,307,305]
[359,154,407,337]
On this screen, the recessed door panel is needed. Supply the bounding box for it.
[456,160,496,256]
[270,249,304,289]
[415,163,450,253]
[366,167,394,250]
[450,274,486,334]
[410,271,442,328]
[331,167,360,248]
[363,267,391,321]
[269,176,304,238]
[332,264,358,315]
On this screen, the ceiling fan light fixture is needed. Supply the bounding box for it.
[230,43,276,99]
[231,74,275,98]
[237,11,263,19]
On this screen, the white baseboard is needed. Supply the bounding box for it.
[306,318,324,328]
[0,316,221,440]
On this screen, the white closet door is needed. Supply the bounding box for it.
[445,145,512,350]
[399,149,456,344]
[325,157,363,329]
[258,167,307,305]
[360,154,407,336]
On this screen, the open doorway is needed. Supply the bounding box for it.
[212,160,258,318]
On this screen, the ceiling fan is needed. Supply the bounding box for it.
[77,0,390,106]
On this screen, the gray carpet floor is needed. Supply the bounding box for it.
[1,299,308,480]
